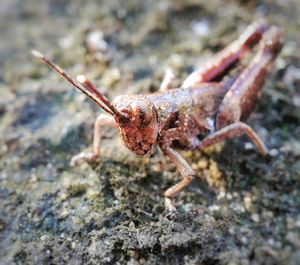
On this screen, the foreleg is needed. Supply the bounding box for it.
[70,114,117,166]
[159,144,195,211]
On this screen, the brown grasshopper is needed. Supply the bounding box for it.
[32,22,282,212]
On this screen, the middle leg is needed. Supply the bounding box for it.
[192,121,268,155]
[159,68,175,92]
[70,113,117,166]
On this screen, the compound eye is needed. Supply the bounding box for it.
[119,114,131,124]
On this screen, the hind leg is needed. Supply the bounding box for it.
[191,27,282,155]
[216,26,283,129]
[193,27,282,155]
[182,22,269,88]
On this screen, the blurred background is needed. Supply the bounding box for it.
[0,0,300,264]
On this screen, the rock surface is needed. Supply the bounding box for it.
[1,0,300,264]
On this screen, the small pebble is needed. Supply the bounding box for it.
[60,193,68,202]
[129,250,136,257]
[169,54,184,70]
[244,142,254,150]
[269,148,279,157]
[240,236,248,244]
[58,35,74,49]
[251,213,260,222]
[208,204,220,211]
[295,218,300,228]
[40,235,48,241]
[229,227,235,235]
[283,65,300,87]
[243,195,252,211]
[60,209,70,219]
[191,20,210,36]
[268,238,275,246]
[293,94,300,107]
[217,190,226,199]
[286,216,295,230]
[102,68,121,87]
[231,203,245,213]
[86,30,109,53]
[226,193,233,200]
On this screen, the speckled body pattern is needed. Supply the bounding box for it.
[111,23,282,160]
[111,84,226,155]
[148,84,226,148]
[33,22,283,208]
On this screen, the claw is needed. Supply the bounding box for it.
[165,197,178,219]
[69,152,99,166]
[166,209,179,220]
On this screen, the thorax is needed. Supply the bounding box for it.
[147,84,226,136]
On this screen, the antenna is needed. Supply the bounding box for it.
[31,50,124,117]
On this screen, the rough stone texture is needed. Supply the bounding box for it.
[1,0,300,264]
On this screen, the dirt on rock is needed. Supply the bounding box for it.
[1,0,300,264]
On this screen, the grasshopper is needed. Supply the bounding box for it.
[32,22,282,212]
